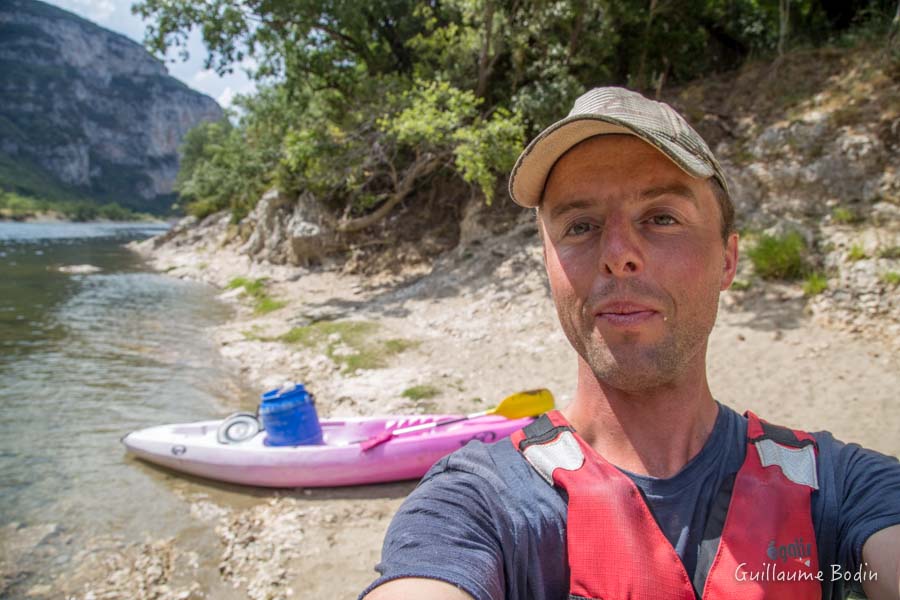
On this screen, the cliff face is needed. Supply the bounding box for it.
[0,0,224,213]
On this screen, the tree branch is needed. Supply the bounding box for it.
[336,153,442,233]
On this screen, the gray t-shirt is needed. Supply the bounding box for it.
[362,404,900,600]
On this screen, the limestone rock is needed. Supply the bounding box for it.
[239,190,334,266]
[0,0,223,213]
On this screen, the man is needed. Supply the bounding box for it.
[361,88,900,600]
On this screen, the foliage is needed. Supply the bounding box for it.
[175,110,275,221]
[136,0,898,224]
[0,190,147,222]
[747,231,809,280]
[876,246,900,259]
[0,150,85,205]
[881,271,900,286]
[803,272,828,296]
[378,81,525,203]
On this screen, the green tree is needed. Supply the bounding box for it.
[139,0,893,228]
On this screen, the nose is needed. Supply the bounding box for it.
[599,217,643,277]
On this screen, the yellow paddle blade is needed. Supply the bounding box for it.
[489,389,555,419]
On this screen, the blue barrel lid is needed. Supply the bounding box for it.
[261,382,307,402]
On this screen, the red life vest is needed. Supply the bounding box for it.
[510,410,822,600]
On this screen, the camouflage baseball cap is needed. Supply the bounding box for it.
[508,87,729,208]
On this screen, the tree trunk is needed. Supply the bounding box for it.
[335,153,442,233]
[889,0,900,47]
[654,56,669,100]
[777,0,790,57]
[476,0,496,99]
[566,0,586,64]
[636,0,659,90]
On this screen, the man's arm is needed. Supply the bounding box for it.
[363,578,475,600]
[862,524,900,600]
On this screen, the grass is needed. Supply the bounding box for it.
[831,206,862,225]
[803,272,829,296]
[384,338,420,353]
[279,320,418,373]
[226,277,286,314]
[401,384,441,401]
[847,244,867,262]
[881,271,900,286]
[746,231,809,280]
[279,320,378,346]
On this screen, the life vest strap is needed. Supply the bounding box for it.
[518,413,574,451]
[746,411,819,490]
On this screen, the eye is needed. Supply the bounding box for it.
[565,221,596,237]
[646,214,678,226]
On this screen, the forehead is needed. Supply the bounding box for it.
[541,134,696,207]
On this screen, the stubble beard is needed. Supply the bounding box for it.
[558,297,719,393]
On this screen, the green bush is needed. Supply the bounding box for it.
[747,232,809,280]
[176,114,273,222]
[0,190,41,215]
[1,189,145,221]
[379,80,525,204]
[881,271,900,286]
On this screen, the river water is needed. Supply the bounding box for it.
[0,221,255,595]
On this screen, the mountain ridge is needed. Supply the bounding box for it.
[0,0,224,214]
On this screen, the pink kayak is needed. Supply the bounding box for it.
[122,414,533,488]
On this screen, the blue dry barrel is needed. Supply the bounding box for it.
[259,383,323,446]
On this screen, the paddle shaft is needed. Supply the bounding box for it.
[356,389,554,450]
[388,410,490,436]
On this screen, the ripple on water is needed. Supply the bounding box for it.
[0,223,255,596]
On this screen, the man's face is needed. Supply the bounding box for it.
[538,135,738,392]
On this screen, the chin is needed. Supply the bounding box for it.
[583,345,683,392]
[590,364,676,392]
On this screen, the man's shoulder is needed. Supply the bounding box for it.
[415,436,567,516]
[423,436,539,488]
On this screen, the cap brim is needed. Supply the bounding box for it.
[508,116,715,208]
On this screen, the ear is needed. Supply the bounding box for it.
[720,232,739,291]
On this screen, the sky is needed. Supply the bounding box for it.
[44,0,258,108]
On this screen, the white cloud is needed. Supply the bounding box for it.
[45,0,259,104]
[192,69,216,84]
[217,86,236,108]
